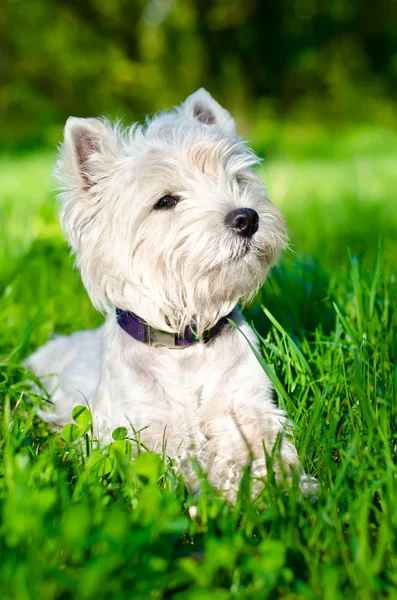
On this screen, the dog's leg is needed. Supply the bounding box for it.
[200,406,301,500]
[199,345,317,500]
[26,328,102,425]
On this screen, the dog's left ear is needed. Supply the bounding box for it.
[181,88,236,136]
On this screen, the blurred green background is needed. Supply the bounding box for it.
[2,0,397,148]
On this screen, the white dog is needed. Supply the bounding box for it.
[27,89,311,497]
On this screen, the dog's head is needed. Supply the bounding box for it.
[57,89,287,334]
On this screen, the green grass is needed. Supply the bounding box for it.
[1,125,397,599]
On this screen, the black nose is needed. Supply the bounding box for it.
[224,208,259,238]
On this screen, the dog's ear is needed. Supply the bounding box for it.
[58,117,119,191]
[181,88,236,136]
[56,117,122,267]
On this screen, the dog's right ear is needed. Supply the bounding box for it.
[181,89,237,136]
[58,117,119,192]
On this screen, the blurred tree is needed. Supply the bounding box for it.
[1,0,396,148]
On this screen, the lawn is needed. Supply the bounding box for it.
[0,123,396,599]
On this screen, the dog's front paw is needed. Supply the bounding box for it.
[299,473,320,502]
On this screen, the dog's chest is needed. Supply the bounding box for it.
[103,332,230,449]
[96,316,260,453]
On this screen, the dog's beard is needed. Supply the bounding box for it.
[104,221,282,337]
[173,226,282,333]
[112,246,265,337]
[226,236,252,260]
[166,242,267,334]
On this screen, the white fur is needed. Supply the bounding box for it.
[26,89,312,498]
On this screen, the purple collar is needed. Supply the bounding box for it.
[116,308,232,349]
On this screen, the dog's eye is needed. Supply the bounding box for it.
[155,195,179,209]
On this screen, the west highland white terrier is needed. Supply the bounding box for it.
[27,89,313,497]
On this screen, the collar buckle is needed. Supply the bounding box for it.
[148,327,179,349]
